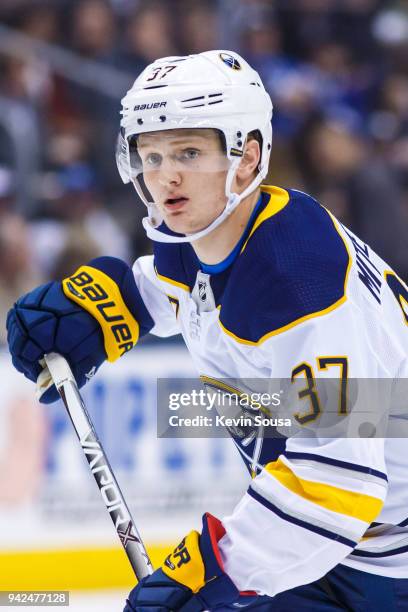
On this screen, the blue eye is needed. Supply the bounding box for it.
[180,149,200,161]
[145,153,162,167]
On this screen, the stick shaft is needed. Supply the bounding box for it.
[44,352,153,580]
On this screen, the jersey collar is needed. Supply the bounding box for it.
[199,191,266,275]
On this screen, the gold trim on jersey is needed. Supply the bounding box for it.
[219,296,347,346]
[384,269,408,326]
[325,207,353,290]
[240,185,290,253]
[265,458,383,523]
[167,294,180,318]
[155,265,190,292]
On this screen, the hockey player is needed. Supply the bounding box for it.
[6,51,408,610]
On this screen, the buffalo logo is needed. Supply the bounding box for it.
[198,280,207,302]
[219,53,241,70]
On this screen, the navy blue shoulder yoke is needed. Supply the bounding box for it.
[153,228,198,293]
[219,186,351,344]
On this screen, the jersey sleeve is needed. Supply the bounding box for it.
[217,306,388,596]
[132,255,181,338]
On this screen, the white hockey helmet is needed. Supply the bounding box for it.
[117,50,273,243]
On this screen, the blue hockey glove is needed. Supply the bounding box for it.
[124,513,258,611]
[7,256,153,403]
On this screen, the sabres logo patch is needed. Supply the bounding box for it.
[219,53,241,70]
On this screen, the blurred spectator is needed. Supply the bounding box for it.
[71,0,117,62]
[50,225,103,281]
[0,166,16,215]
[120,3,177,72]
[243,14,320,138]
[295,113,408,278]
[306,41,379,121]
[30,162,131,278]
[371,71,408,186]
[179,3,219,54]
[46,122,91,168]
[0,214,43,344]
[0,54,53,107]
[17,2,60,44]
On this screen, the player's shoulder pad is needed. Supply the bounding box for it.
[153,226,199,293]
[219,186,351,345]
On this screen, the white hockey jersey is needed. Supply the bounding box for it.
[132,185,408,596]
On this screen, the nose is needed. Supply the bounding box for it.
[158,157,182,188]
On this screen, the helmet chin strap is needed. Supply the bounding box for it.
[142,192,240,244]
[138,159,265,244]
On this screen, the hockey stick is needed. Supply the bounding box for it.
[44,352,153,581]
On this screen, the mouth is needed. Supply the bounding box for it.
[163,196,189,212]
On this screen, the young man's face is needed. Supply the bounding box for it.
[136,128,230,235]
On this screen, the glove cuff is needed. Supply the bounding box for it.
[197,513,257,608]
[193,513,239,609]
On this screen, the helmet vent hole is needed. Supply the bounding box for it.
[137,118,143,125]
[159,116,166,122]
[181,93,224,109]
[182,95,205,102]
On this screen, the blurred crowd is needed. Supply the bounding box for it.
[0,0,407,343]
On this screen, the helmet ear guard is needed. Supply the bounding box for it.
[116,50,273,244]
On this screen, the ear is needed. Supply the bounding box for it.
[233,139,261,191]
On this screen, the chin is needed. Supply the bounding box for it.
[165,217,202,236]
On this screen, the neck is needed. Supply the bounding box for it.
[192,188,261,265]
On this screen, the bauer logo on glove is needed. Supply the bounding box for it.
[63,265,139,362]
[162,531,206,593]
[164,537,192,570]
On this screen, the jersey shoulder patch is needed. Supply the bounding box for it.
[219,188,351,344]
